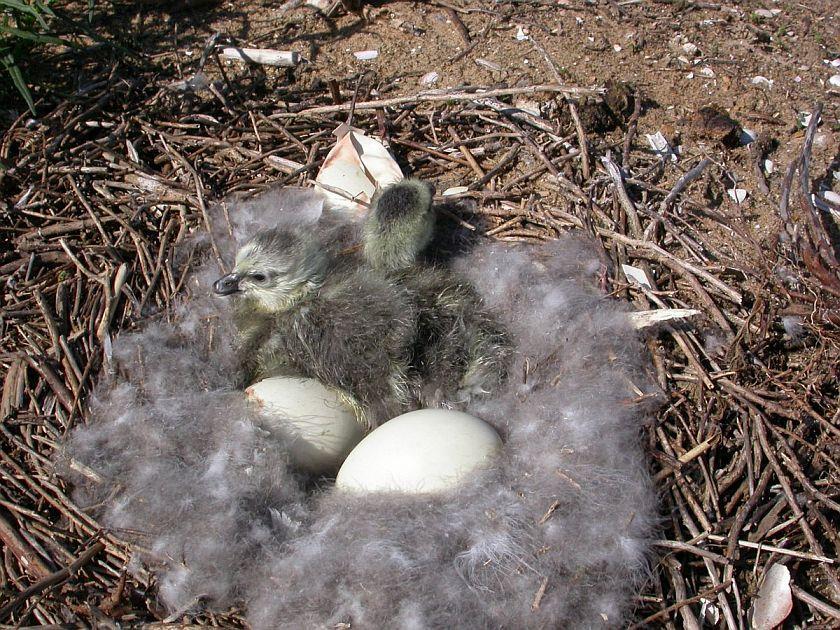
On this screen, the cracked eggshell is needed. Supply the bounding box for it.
[314,128,403,216]
[335,409,502,493]
[246,377,364,474]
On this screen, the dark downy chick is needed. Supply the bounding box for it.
[403,266,510,407]
[363,178,435,271]
[214,180,510,427]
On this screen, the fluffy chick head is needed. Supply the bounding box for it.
[213,228,327,311]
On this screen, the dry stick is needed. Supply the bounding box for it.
[139,218,178,312]
[472,98,562,138]
[723,464,774,592]
[32,291,61,358]
[601,156,642,237]
[652,432,720,482]
[16,215,120,241]
[766,422,840,514]
[751,135,771,196]
[791,585,840,620]
[622,90,642,166]
[703,534,836,564]
[391,138,471,167]
[797,103,840,288]
[679,268,733,333]
[600,231,742,304]
[160,138,224,272]
[662,445,739,630]
[475,143,522,188]
[448,16,495,62]
[628,581,734,629]
[66,176,112,247]
[663,556,702,630]
[270,84,604,117]
[778,150,799,240]
[447,128,485,178]
[654,540,731,565]
[22,356,73,413]
[719,377,840,438]
[0,449,118,558]
[0,511,54,580]
[510,121,588,203]
[659,158,712,214]
[754,414,840,600]
[526,34,582,161]
[567,100,590,180]
[0,541,105,619]
[442,6,471,46]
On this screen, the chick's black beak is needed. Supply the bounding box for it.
[213,273,241,296]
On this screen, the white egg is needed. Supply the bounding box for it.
[335,409,502,493]
[245,377,364,474]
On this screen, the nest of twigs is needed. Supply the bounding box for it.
[1,3,839,627]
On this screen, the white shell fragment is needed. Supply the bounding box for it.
[475,58,502,72]
[353,50,379,61]
[751,76,774,89]
[727,188,748,204]
[751,564,793,630]
[442,185,469,196]
[622,264,653,289]
[829,75,840,88]
[336,409,502,493]
[419,71,440,86]
[221,47,300,67]
[700,598,720,625]
[740,128,757,145]
[629,309,701,329]
[314,126,403,215]
[646,132,674,161]
[246,377,364,474]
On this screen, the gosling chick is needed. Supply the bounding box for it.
[214,227,418,428]
[363,178,435,271]
[214,180,510,426]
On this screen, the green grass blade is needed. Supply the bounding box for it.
[0,23,62,44]
[33,0,57,20]
[1,52,35,113]
[0,0,51,29]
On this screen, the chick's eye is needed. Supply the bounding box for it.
[250,272,268,283]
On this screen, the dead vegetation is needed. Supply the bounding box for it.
[1,0,839,627]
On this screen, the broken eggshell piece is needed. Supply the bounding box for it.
[336,409,502,493]
[314,126,403,216]
[245,377,365,474]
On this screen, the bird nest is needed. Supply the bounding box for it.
[57,202,659,626]
[2,10,839,627]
